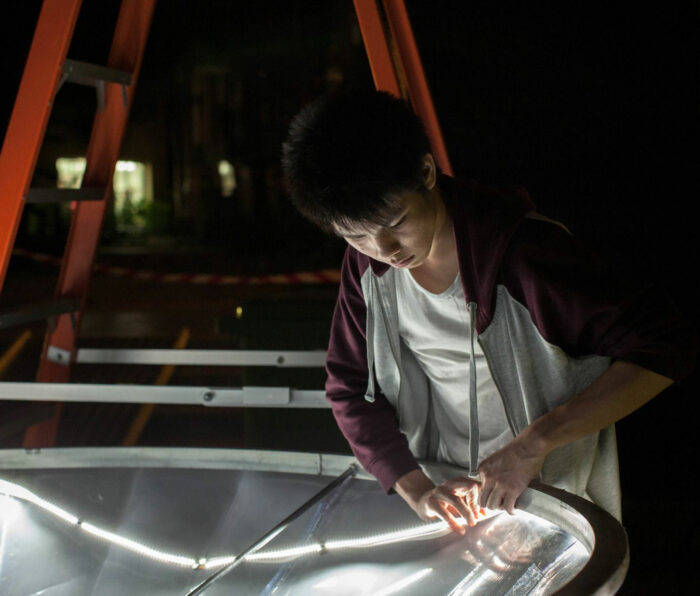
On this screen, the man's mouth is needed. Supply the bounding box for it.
[392,255,414,267]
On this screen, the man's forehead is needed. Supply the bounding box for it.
[332,193,414,236]
[332,218,381,237]
[332,205,404,236]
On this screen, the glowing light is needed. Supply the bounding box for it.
[55,157,86,189]
[0,479,78,525]
[217,159,237,197]
[0,495,21,522]
[245,543,323,564]
[0,478,501,574]
[313,576,339,589]
[203,555,236,569]
[235,306,243,319]
[0,480,196,568]
[81,522,196,568]
[374,567,433,596]
[116,160,137,172]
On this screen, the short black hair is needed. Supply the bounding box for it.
[282,90,432,232]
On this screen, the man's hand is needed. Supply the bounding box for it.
[476,361,673,515]
[477,436,546,515]
[394,469,483,534]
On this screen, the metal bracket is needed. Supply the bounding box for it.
[61,59,132,87]
[242,386,290,406]
[26,188,106,204]
[47,346,71,366]
[59,59,133,112]
[199,387,291,407]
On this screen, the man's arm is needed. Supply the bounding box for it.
[472,216,693,514]
[478,360,672,513]
[394,361,672,528]
[327,248,421,492]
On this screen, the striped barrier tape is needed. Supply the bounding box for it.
[13,248,340,285]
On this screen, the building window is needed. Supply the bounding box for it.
[218,160,237,197]
[55,158,154,231]
[55,157,86,189]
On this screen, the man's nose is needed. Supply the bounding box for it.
[374,233,400,259]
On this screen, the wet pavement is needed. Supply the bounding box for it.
[0,254,346,453]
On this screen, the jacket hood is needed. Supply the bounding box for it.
[368,175,535,333]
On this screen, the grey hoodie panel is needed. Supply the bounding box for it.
[362,268,435,459]
[480,285,611,429]
[361,268,622,519]
[481,286,620,519]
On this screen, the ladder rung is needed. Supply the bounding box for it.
[0,298,80,329]
[26,188,106,204]
[62,59,132,87]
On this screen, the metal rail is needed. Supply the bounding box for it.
[76,348,326,367]
[0,382,329,408]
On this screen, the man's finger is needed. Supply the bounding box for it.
[486,487,504,511]
[437,491,476,528]
[478,480,493,509]
[462,487,481,520]
[503,491,518,515]
[440,502,466,535]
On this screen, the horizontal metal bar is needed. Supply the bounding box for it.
[26,188,106,204]
[0,382,329,408]
[0,448,365,480]
[62,58,132,86]
[0,298,80,329]
[76,348,327,367]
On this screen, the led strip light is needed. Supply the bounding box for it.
[0,479,496,571]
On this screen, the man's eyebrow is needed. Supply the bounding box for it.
[389,209,408,225]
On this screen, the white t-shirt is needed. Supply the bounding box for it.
[396,269,513,468]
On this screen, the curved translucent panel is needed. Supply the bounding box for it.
[0,449,626,595]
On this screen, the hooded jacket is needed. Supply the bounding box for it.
[325,176,694,519]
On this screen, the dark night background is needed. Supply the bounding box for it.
[1,1,698,593]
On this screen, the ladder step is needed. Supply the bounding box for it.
[0,298,80,330]
[26,188,106,204]
[62,59,132,87]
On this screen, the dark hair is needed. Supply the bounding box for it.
[281,90,432,232]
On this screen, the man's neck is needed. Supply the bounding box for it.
[410,188,459,293]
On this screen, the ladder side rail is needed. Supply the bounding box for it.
[353,0,453,175]
[0,0,83,292]
[382,0,453,175]
[27,0,157,448]
[352,0,402,97]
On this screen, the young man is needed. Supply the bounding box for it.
[281,90,693,533]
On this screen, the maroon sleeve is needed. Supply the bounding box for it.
[325,248,420,492]
[499,217,696,381]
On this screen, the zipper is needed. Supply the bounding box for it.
[467,302,479,475]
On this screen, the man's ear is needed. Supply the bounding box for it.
[422,153,437,190]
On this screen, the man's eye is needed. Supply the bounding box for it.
[391,216,407,228]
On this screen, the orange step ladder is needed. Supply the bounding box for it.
[0,0,155,447]
[0,0,447,448]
